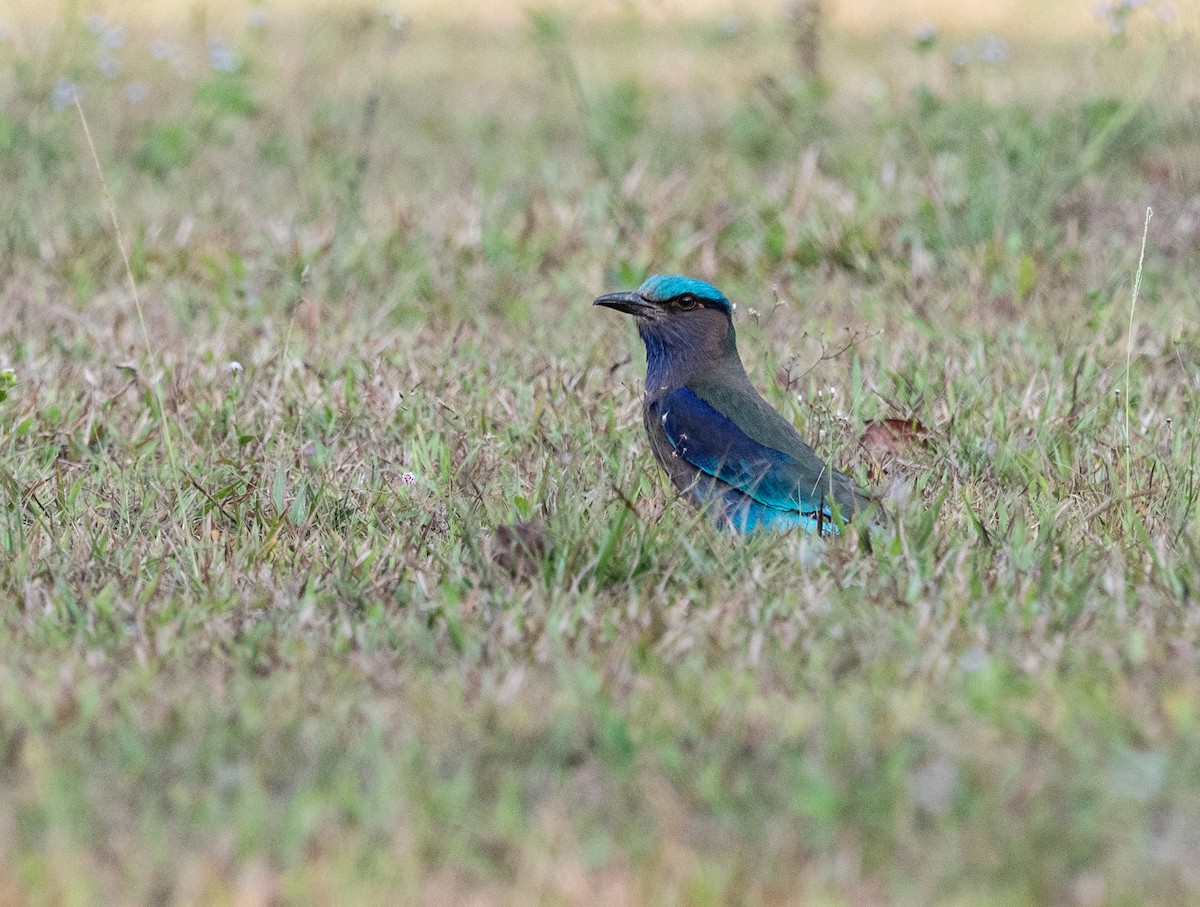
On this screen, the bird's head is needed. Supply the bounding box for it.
[594,274,736,365]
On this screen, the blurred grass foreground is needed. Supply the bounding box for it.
[1,0,1200,904]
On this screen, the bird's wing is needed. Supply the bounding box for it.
[651,386,851,522]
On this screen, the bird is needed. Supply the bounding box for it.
[594,274,879,535]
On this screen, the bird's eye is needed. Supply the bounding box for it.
[676,294,700,311]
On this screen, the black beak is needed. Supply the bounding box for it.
[593,291,656,318]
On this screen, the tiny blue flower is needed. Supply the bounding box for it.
[51,77,79,112]
[979,36,1008,64]
[101,24,125,49]
[149,38,177,61]
[208,40,238,72]
[124,81,149,103]
[913,23,938,48]
[96,52,121,79]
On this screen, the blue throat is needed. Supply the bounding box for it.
[640,320,702,392]
[639,314,738,394]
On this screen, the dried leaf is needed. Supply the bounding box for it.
[491,519,550,580]
[859,417,932,483]
[859,417,931,457]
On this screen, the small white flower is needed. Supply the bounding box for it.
[959,649,988,672]
[380,8,409,32]
[225,360,244,373]
[400,471,416,486]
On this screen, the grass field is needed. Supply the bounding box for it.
[2,1,1200,903]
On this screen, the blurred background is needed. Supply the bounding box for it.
[2,0,1196,339]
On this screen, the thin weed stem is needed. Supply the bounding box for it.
[75,97,198,579]
[74,97,179,475]
[1125,206,1152,499]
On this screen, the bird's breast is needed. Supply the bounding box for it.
[643,396,702,494]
